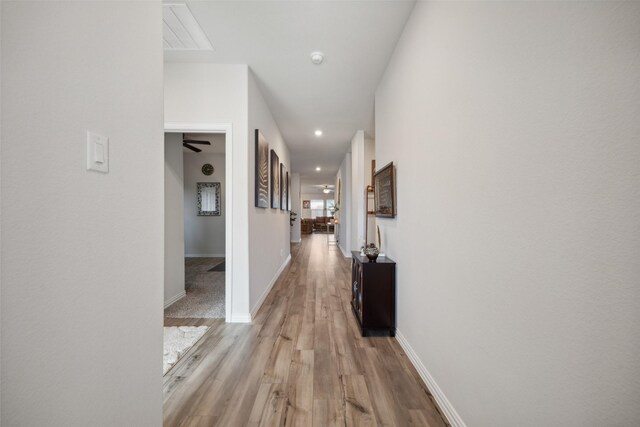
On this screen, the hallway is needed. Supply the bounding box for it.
[163,233,447,426]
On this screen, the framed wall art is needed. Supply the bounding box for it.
[374,162,396,218]
[270,149,280,209]
[287,172,292,211]
[254,130,269,208]
[280,163,287,211]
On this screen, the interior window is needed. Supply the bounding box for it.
[310,199,324,217]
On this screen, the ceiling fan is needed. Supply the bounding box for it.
[182,133,211,153]
[309,184,335,194]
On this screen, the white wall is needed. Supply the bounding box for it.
[165,133,185,306]
[336,153,351,257]
[350,130,377,250]
[364,137,376,246]
[350,130,365,250]
[165,63,250,321]
[1,2,163,425]
[247,69,291,314]
[0,2,3,421]
[290,173,301,242]
[183,151,226,257]
[375,2,640,426]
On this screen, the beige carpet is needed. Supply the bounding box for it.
[165,257,225,319]
[163,326,209,375]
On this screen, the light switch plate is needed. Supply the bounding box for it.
[87,131,109,173]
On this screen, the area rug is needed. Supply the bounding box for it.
[163,326,209,375]
[165,258,225,318]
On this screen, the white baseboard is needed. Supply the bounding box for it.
[230,313,251,323]
[164,291,186,309]
[337,243,350,258]
[250,254,292,320]
[395,329,466,427]
[185,253,225,258]
[291,238,301,243]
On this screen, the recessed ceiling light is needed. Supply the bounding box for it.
[310,51,324,65]
[315,167,321,171]
[314,130,323,137]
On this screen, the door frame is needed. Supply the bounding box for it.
[164,122,233,323]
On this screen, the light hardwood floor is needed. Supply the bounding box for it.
[164,234,448,426]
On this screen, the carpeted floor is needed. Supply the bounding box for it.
[164,257,225,319]
[163,326,209,375]
[208,261,225,272]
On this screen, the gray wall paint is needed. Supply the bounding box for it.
[1,2,163,424]
[0,2,3,421]
[165,133,185,305]
[247,69,291,313]
[165,64,291,321]
[290,173,301,242]
[184,151,226,256]
[165,63,251,321]
[350,131,377,250]
[336,153,351,256]
[375,2,640,426]
[350,130,364,251]
[364,137,375,246]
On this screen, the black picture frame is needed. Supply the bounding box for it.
[374,162,396,218]
[280,163,287,211]
[287,171,292,212]
[270,149,280,209]
[254,130,269,208]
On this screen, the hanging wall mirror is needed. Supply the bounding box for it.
[197,182,221,216]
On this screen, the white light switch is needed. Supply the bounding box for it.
[87,131,109,173]
[94,142,105,163]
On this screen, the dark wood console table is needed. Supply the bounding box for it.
[350,251,396,337]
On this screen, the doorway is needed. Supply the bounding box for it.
[164,123,233,323]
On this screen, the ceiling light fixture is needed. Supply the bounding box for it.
[315,166,321,171]
[310,51,324,65]
[314,130,323,137]
[323,186,331,194]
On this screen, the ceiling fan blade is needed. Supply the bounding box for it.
[183,143,202,153]
[183,140,211,145]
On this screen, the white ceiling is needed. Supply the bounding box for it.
[300,176,336,193]
[165,1,415,177]
[163,4,213,50]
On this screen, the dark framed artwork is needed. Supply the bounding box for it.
[303,200,310,209]
[197,182,221,216]
[254,130,269,208]
[374,162,396,218]
[280,163,287,211]
[270,149,280,209]
[287,172,292,211]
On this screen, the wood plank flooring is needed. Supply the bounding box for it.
[164,234,448,426]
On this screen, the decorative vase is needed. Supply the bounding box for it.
[365,243,379,262]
